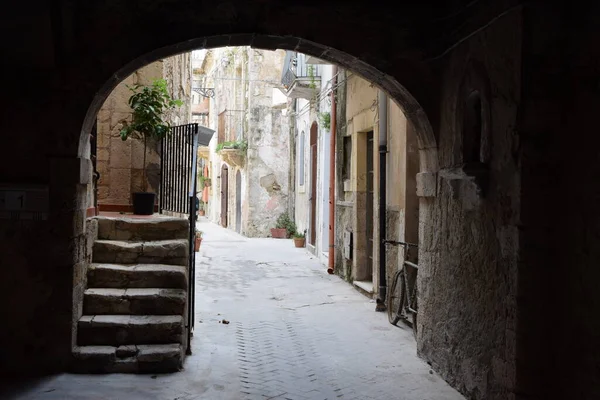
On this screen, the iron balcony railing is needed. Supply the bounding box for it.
[281,51,320,90]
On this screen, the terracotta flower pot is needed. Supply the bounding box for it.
[194,236,202,252]
[270,228,288,239]
[293,237,306,248]
[199,210,205,216]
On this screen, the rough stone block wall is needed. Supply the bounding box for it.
[96,54,191,206]
[417,10,521,400]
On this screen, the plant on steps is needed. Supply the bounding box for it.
[120,78,184,214]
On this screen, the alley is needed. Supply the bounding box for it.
[5,220,463,400]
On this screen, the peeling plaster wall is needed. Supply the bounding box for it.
[245,49,290,237]
[95,54,192,207]
[417,11,521,400]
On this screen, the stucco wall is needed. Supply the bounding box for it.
[245,49,290,237]
[334,72,417,291]
[96,54,191,206]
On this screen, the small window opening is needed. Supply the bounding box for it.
[462,90,483,164]
[342,136,352,180]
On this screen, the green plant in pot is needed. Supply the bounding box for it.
[293,230,306,248]
[120,78,183,215]
[271,212,297,239]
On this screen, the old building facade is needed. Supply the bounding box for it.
[334,71,419,297]
[94,54,192,212]
[197,47,290,237]
[284,52,333,264]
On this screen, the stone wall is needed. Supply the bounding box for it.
[244,49,289,237]
[416,9,521,399]
[96,54,191,207]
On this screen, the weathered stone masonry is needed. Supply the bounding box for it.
[2,2,600,399]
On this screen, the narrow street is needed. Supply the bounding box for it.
[6,221,463,400]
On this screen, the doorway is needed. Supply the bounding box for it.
[221,164,229,227]
[365,131,374,282]
[235,170,242,233]
[309,122,318,247]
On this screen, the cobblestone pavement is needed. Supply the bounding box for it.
[4,220,463,400]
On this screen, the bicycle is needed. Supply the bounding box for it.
[384,240,419,337]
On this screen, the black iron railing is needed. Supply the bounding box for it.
[159,122,199,355]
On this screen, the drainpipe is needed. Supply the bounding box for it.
[375,89,388,312]
[327,66,338,275]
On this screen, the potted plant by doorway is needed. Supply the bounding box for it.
[194,229,203,252]
[293,231,306,248]
[119,79,184,215]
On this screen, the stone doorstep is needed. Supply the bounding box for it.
[87,264,188,289]
[92,239,189,265]
[96,216,189,241]
[353,280,375,298]
[83,288,186,315]
[78,315,184,346]
[72,344,183,373]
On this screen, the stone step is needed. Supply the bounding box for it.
[84,288,186,315]
[88,264,187,289]
[96,216,189,241]
[78,315,184,346]
[92,239,188,266]
[72,344,183,373]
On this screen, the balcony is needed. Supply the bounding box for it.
[281,51,321,100]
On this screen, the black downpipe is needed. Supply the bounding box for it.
[376,90,388,312]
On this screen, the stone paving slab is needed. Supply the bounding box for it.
[3,220,464,400]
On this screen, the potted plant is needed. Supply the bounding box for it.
[293,231,306,248]
[271,212,296,239]
[194,229,203,252]
[119,79,184,215]
[198,200,206,216]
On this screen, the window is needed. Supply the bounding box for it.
[462,90,482,164]
[298,131,305,186]
[342,135,352,180]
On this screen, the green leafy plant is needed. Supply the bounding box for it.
[195,229,203,238]
[318,112,331,131]
[216,140,248,153]
[293,230,305,239]
[120,79,184,191]
[307,65,317,90]
[275,212,297,237]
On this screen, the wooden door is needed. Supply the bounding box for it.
[220,164,229,227]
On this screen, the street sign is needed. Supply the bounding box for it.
[0,184,49,220]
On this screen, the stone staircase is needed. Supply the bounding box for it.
[73,216,190,373]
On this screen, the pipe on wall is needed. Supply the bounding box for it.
[375,89,388,311]
[327,66,338,275]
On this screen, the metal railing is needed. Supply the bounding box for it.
[281,51,321,89]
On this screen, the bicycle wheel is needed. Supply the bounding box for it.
[387,270,406,325]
